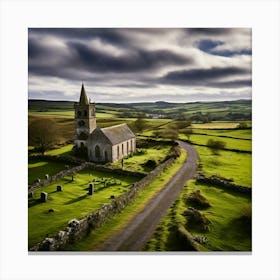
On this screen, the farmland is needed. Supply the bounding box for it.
[28,99,252,251]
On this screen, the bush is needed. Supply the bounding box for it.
[206,139,226,155]
[142,159,157,169]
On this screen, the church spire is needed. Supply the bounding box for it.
[79,83,89,105]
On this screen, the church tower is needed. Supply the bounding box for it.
[74,83,96,148]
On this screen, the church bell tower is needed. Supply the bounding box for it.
[74,83,96,148]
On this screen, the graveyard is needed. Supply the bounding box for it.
[28,168,140,247]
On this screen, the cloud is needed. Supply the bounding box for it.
[28,28,252,102]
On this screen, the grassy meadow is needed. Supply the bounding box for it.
[28,99,252,251]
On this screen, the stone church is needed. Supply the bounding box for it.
[74,83,136,163]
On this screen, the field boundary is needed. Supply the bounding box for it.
[28,156,146,192]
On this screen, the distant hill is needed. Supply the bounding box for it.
[28,99,251,121]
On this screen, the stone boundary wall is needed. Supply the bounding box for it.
[196,172,251,194]
[28,156,146,192]
[30,155,179,251]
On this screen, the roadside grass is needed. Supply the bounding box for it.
[28,160,74,185]
[65,149,187,251]
[144,180,251,251]
[180,133,252,152]
[28,168,139,248]
[195,146,252,187]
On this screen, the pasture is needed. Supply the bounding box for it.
[28,168,139,248]
[144,180,251,251]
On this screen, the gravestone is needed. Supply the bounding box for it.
[41,192,48,202]
[88,183,94,195]
[37,178,41,183]
[57,185,63,192]
[45,174,49,180]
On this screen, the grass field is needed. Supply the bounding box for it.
[180,133,252,152]
[28,160,75,185]
[195,146,251,187]
[144,180,251,251]
[108,142,172,172]
[28,168,139,248]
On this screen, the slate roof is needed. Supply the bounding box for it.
[99,124,135,145]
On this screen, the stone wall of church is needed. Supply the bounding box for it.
[112,138,136,162]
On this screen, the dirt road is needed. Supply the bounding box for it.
[98,140,198,251]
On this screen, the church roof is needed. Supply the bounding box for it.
[79,83,89,105]
[100,124,135,145]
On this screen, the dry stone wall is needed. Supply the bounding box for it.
[30,155,178,251]
[196,172,251,194]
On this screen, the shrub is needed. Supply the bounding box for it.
[206,139,226,155]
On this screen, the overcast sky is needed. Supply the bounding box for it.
[28,28,252,103]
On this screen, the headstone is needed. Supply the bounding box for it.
[37,178,41,183]
[45,174,49,180]
[57,185,63,192]
[41,192,48,202]
[88,183,94,195]
[71,175,74,181]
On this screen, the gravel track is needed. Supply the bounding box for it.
[97,140,198,251]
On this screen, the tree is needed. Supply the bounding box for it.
[133,118,147,133]
[206,139,226,155]
[160,128,178,141]
[28,118,60,155]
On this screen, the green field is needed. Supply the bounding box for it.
[180,133,252,152]
[28,168,139,248]
[28,160,75,185]
[108,142,173,172]
[195,146,251,187]
[144,180,251,251]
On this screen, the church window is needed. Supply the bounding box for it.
[131,139,133,150]
[127,141,129,153]
[84,110,87,117]
[91,109,94,116]
[122,143,124,155]
[104,151,108,162]
[95,145,101,159]
[117,146,120,158]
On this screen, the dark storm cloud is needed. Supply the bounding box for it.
[68,41,192,72]
[29,28,128,46]
[187,28,234,36]
[161,67,249,84]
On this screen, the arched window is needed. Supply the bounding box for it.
[95,145,101,159]
[117,146,119,158]
[127,141,129,153]
[84,110,87,117]
[122,143,124,155]
[80,142,85,148]
[131,139,133,151]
